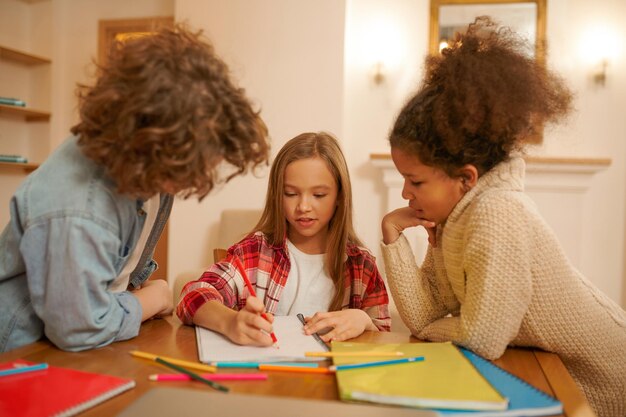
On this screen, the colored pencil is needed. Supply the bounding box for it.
[305,351,405,358]
[232,256,280,348]
[297,313,329,351]
[130,350,216,373]
[329,356,425,371]
[259,364,335,374]
[210,361,319,368]
[155,357,229,392]
[0,363,48,377]
[209,362,259,369]
[149,373,268,381]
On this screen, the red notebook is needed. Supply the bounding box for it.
[0,360,135,417]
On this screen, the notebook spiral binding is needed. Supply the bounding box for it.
[58,380,136,417]
[452,347,563,417]
[460,349,555,400]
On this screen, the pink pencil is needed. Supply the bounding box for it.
[149,373,268,382]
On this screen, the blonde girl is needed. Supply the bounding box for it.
[178,132,390,346]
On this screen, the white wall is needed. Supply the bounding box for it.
[540,0,626,303]
[343,0,428,276]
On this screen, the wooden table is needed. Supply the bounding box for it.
[0,316,596,417]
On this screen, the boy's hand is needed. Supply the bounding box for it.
[303,309,373,342]
[225,296,274,347]
[133,279,173,320]
[381,206,437,246]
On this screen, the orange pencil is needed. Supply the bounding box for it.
[259,364,334,374]
[232,256,280,348]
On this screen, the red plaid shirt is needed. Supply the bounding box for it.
[176,232,391,331]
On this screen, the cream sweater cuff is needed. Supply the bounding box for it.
[380,234,415,266]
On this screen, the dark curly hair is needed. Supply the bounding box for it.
[390,16,573,176]
[71,24,269,200]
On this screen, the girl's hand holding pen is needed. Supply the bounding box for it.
[225,296,275,347]
[231,256,280,348]
[303,309,373,342]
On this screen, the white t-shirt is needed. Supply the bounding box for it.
[109,195,160,292]
[275,240,335,316]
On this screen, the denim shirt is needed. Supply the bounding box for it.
[0,135,173,352]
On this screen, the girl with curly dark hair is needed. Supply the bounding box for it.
[380,17,625,417]
[0,24,269,353]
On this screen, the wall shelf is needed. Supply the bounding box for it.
[0,103,50,121]
[0,43,51,179]
[0,45,50,66]
[0,161,39,172]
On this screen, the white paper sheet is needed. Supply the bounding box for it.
[195,316,327,363]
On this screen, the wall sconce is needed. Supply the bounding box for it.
[372,62,385,84]
[579,26,620,87]
[593,59,608,86]
[362,19,403,86]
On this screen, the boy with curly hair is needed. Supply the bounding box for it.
[0,24,269,352]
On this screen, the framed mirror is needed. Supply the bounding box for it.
[429,0,546,63]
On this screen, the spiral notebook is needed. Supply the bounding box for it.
[332,342,562,417]
[333,342,508,411]
[0,360,135,417]
[438,349,562,417]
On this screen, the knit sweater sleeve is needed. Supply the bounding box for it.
[381,234,451,337]
[420,194,534,359]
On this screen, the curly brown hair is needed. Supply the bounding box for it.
[71,24,269,200]
[390,16,573,176]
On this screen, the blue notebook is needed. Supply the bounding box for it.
[438,349,563,417]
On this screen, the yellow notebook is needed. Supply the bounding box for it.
[332,341,507,411]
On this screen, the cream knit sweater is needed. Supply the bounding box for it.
[381,157,626,417]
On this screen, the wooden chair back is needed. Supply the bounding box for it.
[213,248,228,263]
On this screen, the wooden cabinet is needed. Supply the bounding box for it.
[0,44,51,171]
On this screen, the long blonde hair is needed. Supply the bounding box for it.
[254,132,362,310]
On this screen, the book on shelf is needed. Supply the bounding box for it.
[0,360,135,417]
[332,341,562,417]
[0,97,26,107]
[0,154,28,163]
